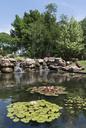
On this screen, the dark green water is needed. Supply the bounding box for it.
[0,71,86,128]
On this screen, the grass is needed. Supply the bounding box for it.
[78,60,86,65]
[78,60,86,72]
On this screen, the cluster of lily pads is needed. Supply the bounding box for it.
[7,100,62,123]
[27,86,67,96]
[64,96,86,114]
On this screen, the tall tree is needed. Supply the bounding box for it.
[58,16,84,59]
[45,3,57,16]
[80,18,86,58]
[10,3,84,59]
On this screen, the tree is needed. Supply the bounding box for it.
[11,10,43,56]
[10,3,59,57]
[58,17,84,59]
[45,3,57,16]
[80,18,86,59]
[0,33,17,55]
[42,3,59,57]
[10,3,84,59]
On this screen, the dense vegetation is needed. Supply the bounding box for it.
[0,3,86,60]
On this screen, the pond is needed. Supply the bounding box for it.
[0,71,86,128]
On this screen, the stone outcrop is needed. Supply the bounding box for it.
[20,57,66,71]
[0,57,84,74]
[0,58,15,73]
[61,65,84,73]
[1,67,14,73]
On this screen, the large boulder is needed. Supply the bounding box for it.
[1,67,14,73]
[55,58,66,67]
[8,58,16,63]
[44,57,55,63]
[20,58,36,69]
[48,65,59,71]
[26,58,35,65]
[0,59,14,68]
[61,65,83,72]
[44,57,66,67]
[37,59,44,64]
[0,58,14,73]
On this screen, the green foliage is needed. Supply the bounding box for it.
[80,18,86,59]
[58,17,84,59]
[0,33,17,55]
[45,3,57,15]
[10,3,60,57]
[77,60,86,72]
[0,33,12,43]
[0,3,86,59]
[15,56,25,61]
[81,18,86,44]
[78,60,86,66]
[7,100,62,123]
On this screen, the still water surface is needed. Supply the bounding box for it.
[0,71,86,128]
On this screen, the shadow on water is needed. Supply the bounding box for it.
[0,71,86,127]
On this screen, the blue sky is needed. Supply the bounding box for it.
[0,0,86,33]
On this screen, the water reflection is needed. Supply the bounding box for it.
[0,71,85,89]
[0,71,86,128]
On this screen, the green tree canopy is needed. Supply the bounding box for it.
[3,3,84,59]
[58,17,84,59]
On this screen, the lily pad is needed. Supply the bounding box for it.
[64,96,86,115]
[7,100,62,124]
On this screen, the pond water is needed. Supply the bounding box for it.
[0,71,86,128]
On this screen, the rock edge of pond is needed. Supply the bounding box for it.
[0,56,85,74]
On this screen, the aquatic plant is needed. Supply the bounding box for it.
[64,96,86,115]
[27,86,67,96]
[7,100,62,123]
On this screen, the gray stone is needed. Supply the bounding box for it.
[1,67,14,73]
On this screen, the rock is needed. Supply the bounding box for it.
[0,57,72,73]
[0,58,14,73]
[29,64,35,69]
[44,57,49,63]
[26,59,35,65]
[44,57,55,63]
[48,57,55,62]
[8,58,16,63]
[21,58,36,69]
[56,58,66,67]
[1,62,14,67]
[35,60,41,70]
[35,60,40,66]
[48,65,58,70]
[37,59,44,64]
[26,58,32,62]
[1,67,14,73]
[61,65,83,72]
[44,57,55,67]
[0,59,14,68]
[66,61,71,66]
